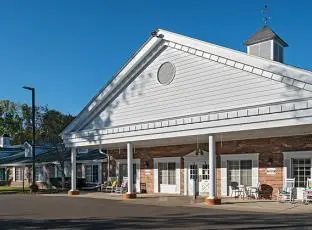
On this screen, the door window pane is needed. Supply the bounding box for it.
[228,160,240,186]
[228,160,252,187]
[92,165,99,183]
[15,167,23,181]
[85,165,92,183]
[292,158,311,187]
[202,164,209,180]
[158,163,168,184]
[158,162,176,185]
[76,164,82,178]
[118,163,136,184]
[35,166,44,182]
[168,163,176,185]
[190,164,198,180]
[240,160,252,186]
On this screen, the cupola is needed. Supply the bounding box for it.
[244,26,288,63]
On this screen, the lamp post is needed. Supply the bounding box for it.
[22,86,36,188]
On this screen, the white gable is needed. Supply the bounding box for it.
[62,29,312,148]
[83,46,312,131]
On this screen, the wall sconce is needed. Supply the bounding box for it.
[268,157,273,166]
[145,161,149,169]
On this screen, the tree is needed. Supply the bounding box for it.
[0,100,75,145]
[0,100,23,143]
[40,110,75,144]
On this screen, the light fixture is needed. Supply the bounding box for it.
[195,136,203,155]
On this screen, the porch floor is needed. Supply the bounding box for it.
[41,192,312,214]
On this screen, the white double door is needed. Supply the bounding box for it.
[187,162,209,196]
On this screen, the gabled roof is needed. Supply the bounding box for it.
[244,26,288,47]
[62,28,312,135]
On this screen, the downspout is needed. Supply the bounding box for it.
[99,148,109,180]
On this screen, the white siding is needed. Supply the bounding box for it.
[86,47,312,130]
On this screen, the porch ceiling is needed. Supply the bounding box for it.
[86,124,312,150]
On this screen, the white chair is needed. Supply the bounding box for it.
[247,183,260,199]
[277,178,295,203]
[115,176,128,194]
[303,178,312,204]
[230,182,242,198]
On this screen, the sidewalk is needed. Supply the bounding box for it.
[42,192,312,214]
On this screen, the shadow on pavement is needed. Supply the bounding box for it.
[1,213,312,230]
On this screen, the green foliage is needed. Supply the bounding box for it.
[0,100,75,145]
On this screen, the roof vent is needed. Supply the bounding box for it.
[157,62,176,85]
[244,26,288,63]
[0,135,11,148]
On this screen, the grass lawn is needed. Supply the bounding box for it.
[0,186,29,193]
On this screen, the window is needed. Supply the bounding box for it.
[228,160,252,187]
[85,165,99,183]
[15,167,23,181]
[292,158,311,188]
[0,168,5,181]
[64,163,71,177]
[118,163,137,184]
[53,165,62,178]
[35,166,44,182]
[76,164,82,178]
[158,162,176,185]
[77,148,88,154]
[190,164,198,180]
[274,42,283,62]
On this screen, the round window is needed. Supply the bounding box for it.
[157,62,176,85]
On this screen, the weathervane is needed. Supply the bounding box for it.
[262,4,271,26]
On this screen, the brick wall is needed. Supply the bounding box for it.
[106,134,312,197]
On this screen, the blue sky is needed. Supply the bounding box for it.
[1,0,311,115]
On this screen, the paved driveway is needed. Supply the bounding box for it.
[0,194,312,229]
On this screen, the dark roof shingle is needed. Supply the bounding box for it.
[244,26,288,47]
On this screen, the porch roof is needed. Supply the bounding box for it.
[71,124,312,150]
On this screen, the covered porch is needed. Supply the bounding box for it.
[65,123,312,204]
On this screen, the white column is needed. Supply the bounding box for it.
[127,143,134,194]
[209,135,216,199]
[12,167,16,182]
[107,154,110,180]
[71,148,77,191]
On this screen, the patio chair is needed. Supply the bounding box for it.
[247,183,260,199]
[100,181,111,192]
[230,182,242,198]
[277,178,295,203]
[115,177,128,194]
[102,180,117,193]
[303,178,312,204]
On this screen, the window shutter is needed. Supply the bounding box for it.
[284,158,292,182]
[221,159,227,196]
[98,163,102,184]
[154,161,158,193]
[252,159,259,187]
[82,164,85,178]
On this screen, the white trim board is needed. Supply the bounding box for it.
[64,100,312,147]
[220,153,259,197]
[153,157,181,194]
